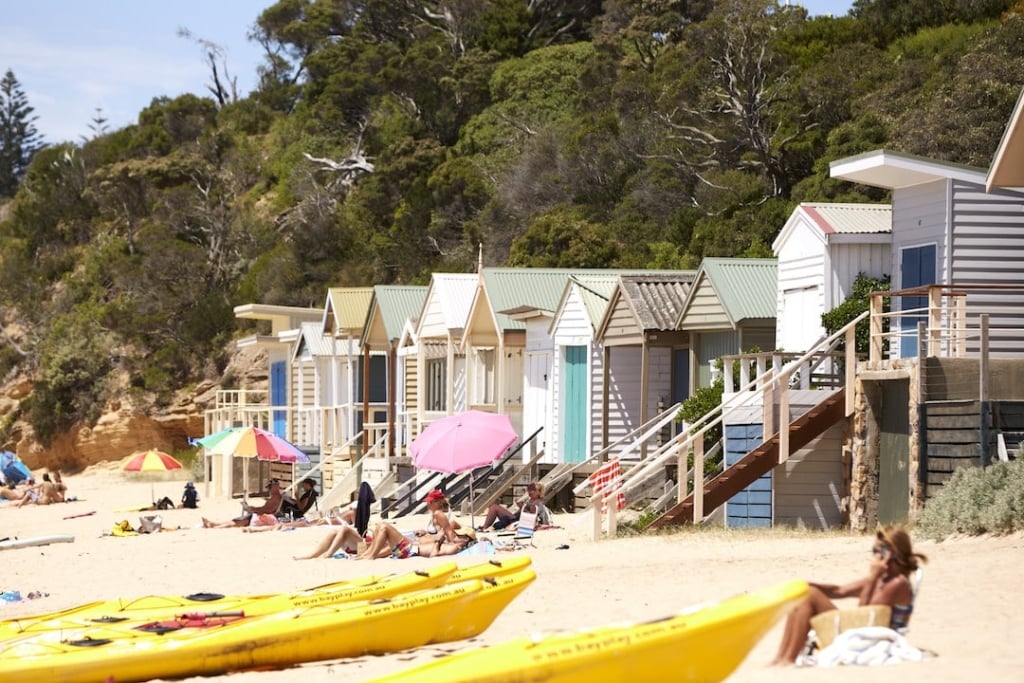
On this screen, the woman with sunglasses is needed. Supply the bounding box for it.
[771,525,928,665]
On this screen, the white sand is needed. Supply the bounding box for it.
[2,464,1022,682]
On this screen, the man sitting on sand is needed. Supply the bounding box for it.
[202,478,284,528]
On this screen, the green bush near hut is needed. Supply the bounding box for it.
[917,456,1024,540]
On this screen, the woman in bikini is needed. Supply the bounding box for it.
[478,481,550,530]
[357,489,474,560]
[771,524,928,665]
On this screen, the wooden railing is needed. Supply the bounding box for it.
[583,312,865,537]
[868,283,1024,362]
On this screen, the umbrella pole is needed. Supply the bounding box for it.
[469,472,475,528]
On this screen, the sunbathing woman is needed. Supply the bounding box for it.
[16,474,63,507]
[479,481,550,530]
[358,489,474,560]
[771,525,928,665]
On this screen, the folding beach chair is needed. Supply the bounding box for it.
[512,505,539,548]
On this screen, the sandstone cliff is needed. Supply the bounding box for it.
[1,344,268,473]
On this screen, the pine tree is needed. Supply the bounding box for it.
[0,69,44,198]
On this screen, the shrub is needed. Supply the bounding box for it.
[917,458,1024,540]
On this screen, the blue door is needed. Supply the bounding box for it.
[900,245,937,358]
[271,361,287,437]
[724,423,772,528]
[563,346,587,463]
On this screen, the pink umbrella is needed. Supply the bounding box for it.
[411,410,518,524]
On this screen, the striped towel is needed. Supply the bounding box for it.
[588,459,626,512]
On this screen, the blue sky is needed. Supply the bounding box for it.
[2,1,854,145]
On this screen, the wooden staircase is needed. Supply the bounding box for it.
[648,387,847,529]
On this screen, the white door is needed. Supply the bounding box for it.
[523,352,551,457]
[781,286,821,353]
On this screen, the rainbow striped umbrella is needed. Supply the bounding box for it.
[197,427,309,463]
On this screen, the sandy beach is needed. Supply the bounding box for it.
[2,465,1022,683]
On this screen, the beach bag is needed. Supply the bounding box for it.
[138,515,163,534]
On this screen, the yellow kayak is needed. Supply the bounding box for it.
[0,580,485,683]
[370,579,809,683]
[433,568,537,643]
[1,556,532,638]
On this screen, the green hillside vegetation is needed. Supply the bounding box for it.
[0,0,1023,446]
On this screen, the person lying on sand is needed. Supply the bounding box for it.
[771,525,928,665]
[248,505,356,534]
[356,489,474,560]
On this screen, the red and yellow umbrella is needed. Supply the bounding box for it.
[121,449,184,473]
[121,449,184,505]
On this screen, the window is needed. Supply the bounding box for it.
[426,358,446,411]
[474,348,495,405]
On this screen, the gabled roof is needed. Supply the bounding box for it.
[417,273,477,340]
[772,203,891,253]
[987,85,1024,191]
[595,272,696,339]
[830,149,987,190]
[477,268,585,334]
[570,273,623,330]
[321,287,374,336]
[360,285,428,348]
[291,321,339,361]
[676,258,777,330]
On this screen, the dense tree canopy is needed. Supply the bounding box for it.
[0,0,1022,443]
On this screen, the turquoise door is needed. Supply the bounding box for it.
[563,346,587,463]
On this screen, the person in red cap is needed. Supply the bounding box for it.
[357,489,475,559]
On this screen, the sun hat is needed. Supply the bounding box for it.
[424,489,446,503]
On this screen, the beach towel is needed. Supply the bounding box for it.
[815,627,927,667]
[588,459,626,512]
[111,520,138,537]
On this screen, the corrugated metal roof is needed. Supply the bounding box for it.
[483,268,585,331]
[431,273,478,330]
[700,258,777,324]
[325,287,375,333]
[616,272,697,330]
[571,274,622,328]
[370,285,428,341]
[294,323,358,360]
[800,203,892,235]
[295,321,336,357]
